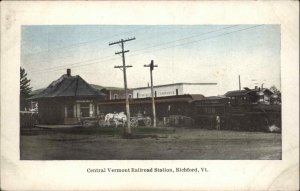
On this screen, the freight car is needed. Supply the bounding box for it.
[94,87,281,132]
[191,96,230,129]
[191,88,281,132]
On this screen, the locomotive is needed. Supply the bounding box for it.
[191,87,281,132]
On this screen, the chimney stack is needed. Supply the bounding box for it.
[67,69,71,76]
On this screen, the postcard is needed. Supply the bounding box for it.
[1,1,299,190]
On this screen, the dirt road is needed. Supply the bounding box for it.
[20,127,281,160]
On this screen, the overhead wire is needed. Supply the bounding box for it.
[23,26,148,57]
[129,25,239,54]
[30,54,117,74]
[128,25,264,58]
[29,25,242,74]
[28,26,149,73]
[30,25,263,75]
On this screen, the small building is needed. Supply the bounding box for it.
[224,87,274,105]
[132,82,218,99]
[100,89,133,100]
[29,69,106,125]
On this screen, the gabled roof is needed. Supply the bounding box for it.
[202,95,227,100]
[189,94,206,100]
[261,88,274,95]
[224,90,250,97]
[224,88,274,97]
[29,74,105,100]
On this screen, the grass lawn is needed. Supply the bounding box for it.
[20,126,281,160]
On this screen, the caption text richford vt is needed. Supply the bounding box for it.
[87,167,208,173]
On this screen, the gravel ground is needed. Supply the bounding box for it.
[20,127,281,160]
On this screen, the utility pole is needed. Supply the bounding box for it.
[109,37,135,137]
[238,75,241,91]
[144,60,158,127]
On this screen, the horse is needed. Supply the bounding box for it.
[104,113,115,126]
[105,112,127,128]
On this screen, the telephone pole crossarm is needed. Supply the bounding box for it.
[115,50,129,55]
[109,37,136,46]
[144,64,158,67]
[114,65,132,68]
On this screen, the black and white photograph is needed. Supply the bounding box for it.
[20,24,282,160]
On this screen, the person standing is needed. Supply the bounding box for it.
[216,115,221,130]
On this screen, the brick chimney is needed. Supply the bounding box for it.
[67,69,71,76]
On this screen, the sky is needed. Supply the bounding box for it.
[21,25,281,95]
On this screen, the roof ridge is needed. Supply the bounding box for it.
[78,76,103,94]
[74,76,79,97]
[54,75,77,97]
[41,75,68,96]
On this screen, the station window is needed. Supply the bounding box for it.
[114,94,118,100]
[80,103,90,117]
[204,107,216,114]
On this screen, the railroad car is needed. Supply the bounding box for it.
[192,88,281,132]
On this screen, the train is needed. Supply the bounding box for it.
[96,87,281,132]
[191,95,281,132]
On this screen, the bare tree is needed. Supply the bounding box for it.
[270,85,281,96]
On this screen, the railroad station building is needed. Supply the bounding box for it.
[29,69,106,125]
